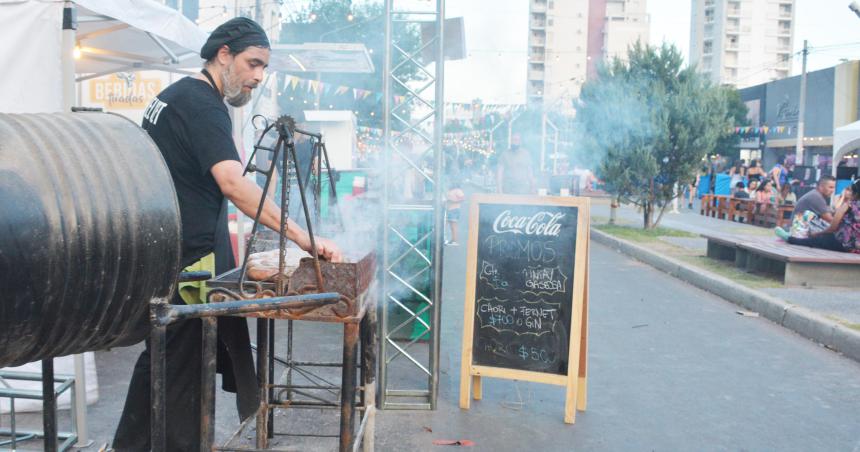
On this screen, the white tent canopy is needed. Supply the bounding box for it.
[72,0,208,80]
[0,0,207,113]
[832,120,860,175]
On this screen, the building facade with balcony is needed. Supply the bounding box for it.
[690,0,795,88]
[586,0,650,79]
[527,0,590,112]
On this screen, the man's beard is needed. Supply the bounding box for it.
[221,64,254,107]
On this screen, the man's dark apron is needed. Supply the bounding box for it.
[113,201,257,451]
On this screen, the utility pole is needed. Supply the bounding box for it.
[795,40,808,166]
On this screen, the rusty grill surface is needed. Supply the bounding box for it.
[208,252,376,323]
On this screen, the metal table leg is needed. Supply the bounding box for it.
[360,309,378,452]
[267,319,275,440]
[201,317,218,452]
[151,324,167,452]
[340,323,359,452]
[42,359,57,452]
[255,318,270,449]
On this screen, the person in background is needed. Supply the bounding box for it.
[747,159,766,184]
[732,181,750,199]
[780,180,797,205]
[729,160,746,189]
[755,179,776,203]
[445,182,465,246]
[496,134,535,195]
[687,166,705,209]
[770,156,790,192]
[748,179,760,193]
[754,179,777,215]
[776,179,860,252]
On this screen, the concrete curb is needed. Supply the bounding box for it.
[592,228,860,363]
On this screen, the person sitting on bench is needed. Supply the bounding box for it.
[793,175,835,224]
[732,181,750,199]
[775,179,860,252]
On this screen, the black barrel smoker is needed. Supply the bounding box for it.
[0,112,345,451]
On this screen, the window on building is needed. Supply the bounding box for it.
[548,18,554,26]
[548,1,554,9]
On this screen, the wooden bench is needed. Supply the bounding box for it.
[700,194,730,219]
[727,198,754,223]
[701,195,793,228]
[700,194,714,217]
[703,232,860,287]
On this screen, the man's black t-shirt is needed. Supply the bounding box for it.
[142,77,240,267]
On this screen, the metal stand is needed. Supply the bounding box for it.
[149,293,343,452]
[0,367,79,452]
[227,309,376,452]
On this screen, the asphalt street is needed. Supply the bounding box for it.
[370,240,860,451]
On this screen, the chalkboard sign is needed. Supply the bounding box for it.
[460,194,590,424]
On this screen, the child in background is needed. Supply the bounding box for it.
[445,183,466,246]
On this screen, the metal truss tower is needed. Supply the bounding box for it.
[379,0,445,410]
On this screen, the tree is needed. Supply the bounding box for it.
[712,87,749,160]
[576,42,732,229]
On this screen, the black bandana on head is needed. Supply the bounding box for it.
[200,17,270,60]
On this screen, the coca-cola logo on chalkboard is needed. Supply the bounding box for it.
[492,210,564,236]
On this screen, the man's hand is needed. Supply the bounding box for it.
[313,237,343,262]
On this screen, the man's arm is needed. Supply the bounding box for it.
[811,193,835,223]
[211,160,342,262]
[815,204,847,235]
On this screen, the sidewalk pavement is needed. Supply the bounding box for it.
[590,196,860,357]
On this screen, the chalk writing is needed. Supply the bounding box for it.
[476,297,560,336]
[479,260,509,290]
[483,235,557,263]
[520,265,567,296]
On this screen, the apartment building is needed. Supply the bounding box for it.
[690,0,795,88]
[586,0,650,79]
[527,0,590,111]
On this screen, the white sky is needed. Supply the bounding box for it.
[443,0,860,104]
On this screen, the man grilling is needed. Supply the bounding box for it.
[113,18,342,451]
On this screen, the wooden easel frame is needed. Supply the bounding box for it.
[458,194,590,424]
